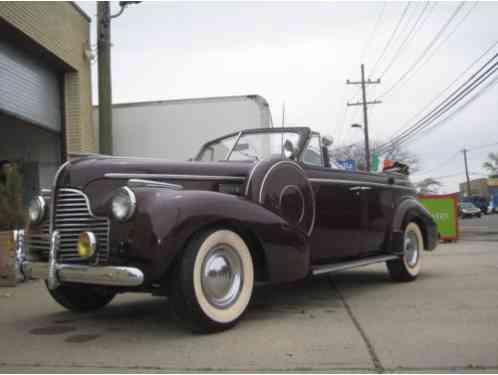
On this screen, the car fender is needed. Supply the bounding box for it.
[120,188,310,284]
[391,196,438,251]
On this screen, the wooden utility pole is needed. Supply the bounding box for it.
[463,148,472,196]
[346,64,381,172]
[97,2,113,155]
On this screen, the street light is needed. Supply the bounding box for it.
[351,123,370,171]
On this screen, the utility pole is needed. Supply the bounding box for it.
[97,2,113,155]
[462,148,472,196]
[97,1,141,155]
[346,64,381,172]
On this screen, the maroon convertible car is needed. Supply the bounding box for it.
[24,127,437,332]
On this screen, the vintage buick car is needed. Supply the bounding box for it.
[23,127,437,332]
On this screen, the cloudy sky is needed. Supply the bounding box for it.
[78,1,498,192]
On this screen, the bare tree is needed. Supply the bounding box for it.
[329,140,420,173]
[415,177,442,194]
[483,152,498,178]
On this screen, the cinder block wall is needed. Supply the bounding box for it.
[0,2,96,154]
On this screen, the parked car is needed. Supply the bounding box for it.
[459,201,482,218]
[23,127,438,333]
[461,196,489,215]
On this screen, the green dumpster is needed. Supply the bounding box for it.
[418,194,459,241]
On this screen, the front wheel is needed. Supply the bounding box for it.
[46,283,116,312]
[387,222,424,282]
[170,229,254,333]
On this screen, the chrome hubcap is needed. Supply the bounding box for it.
[201,245,243,309]
[404,231,419,267]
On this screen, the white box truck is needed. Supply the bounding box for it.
[93,94,273,161]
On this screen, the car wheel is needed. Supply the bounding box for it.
[387,222,424,282]
[170,229,254,333]
[46,283,116,312]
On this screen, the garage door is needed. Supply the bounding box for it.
[0,39,61,131]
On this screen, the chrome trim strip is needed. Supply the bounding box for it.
[58,188,99,216]
[22,261,144,287]
[312,254,399,276]
[47,230,60,290]
[244,160,263,196]
[49,161,71,236]
[127,178,183,190]
[308,178,416,191]
[105,173,245,182]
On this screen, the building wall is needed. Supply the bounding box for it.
[0,2,96,153]
[459,178,492,198]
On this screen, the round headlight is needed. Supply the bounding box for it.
[28,196,46,225]
[111,186,136,222]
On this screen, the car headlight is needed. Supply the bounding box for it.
[28,196,46,224]
[111,186,136,222]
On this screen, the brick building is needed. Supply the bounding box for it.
[0,2,95,201]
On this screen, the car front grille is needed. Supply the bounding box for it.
[25,221,50,261]
[55,189,110,264]
[26,189,110,264]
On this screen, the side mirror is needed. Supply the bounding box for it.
[322,135,334,148]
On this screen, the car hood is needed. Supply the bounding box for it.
[57,156,254,189]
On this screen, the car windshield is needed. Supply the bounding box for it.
[197,131,302,162]
[461,202,477,209]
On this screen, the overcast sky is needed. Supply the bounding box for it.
[78,1,498,193]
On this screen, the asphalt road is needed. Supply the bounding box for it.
[1,220,497,372]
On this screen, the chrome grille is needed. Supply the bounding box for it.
[54,189,110,264]
[25,220,50,261]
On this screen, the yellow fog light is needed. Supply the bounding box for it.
[77,232,97,258]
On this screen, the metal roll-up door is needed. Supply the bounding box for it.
[0,39,61,132]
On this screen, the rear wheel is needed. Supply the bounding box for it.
[170,229,254,333]
[46,283,116,312]
[387,222,423,282]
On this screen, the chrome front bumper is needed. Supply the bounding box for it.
[22,261,144,287]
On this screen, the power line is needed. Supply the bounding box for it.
[376,52,498,152]
[413,151,461,176]
[391,2,478,89]
[388,39,498,141]
[378,2,430,78]
[370,2,412,76]
[335,2,387,146]
[400,67,498,148]
[377,2,465,100]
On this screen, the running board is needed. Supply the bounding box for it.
[311,254,399,276]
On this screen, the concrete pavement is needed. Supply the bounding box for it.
[1,226,498,372]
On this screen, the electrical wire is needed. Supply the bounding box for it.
[377,2,465,100]
[335,3,387,146]
[378,2,430,79]
[370,2,412,77]
[385,1,478,95]
[376,52,498,152]
[388,39,498,141]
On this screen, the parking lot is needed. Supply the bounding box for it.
[1,218,497,372]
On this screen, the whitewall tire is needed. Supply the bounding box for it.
[170,229,254,333]
[387,222,424,282]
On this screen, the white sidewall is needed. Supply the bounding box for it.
[403,222,424,276]
[193,230,254,324]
